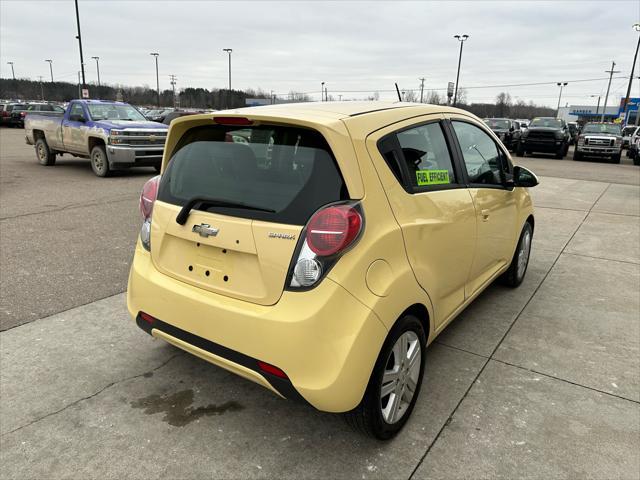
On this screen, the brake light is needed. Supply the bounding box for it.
[139,312,156,324]
[20,111,26,117]
[213,116,253,126]
[139,175,160,221]
[307,205,362,256]
[288,202,364,289]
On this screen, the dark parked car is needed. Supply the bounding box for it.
[1,103,28,127]
[516,117,570,159]
[9,103,65,128]
[484,118,521,150]
[162,110,201,125]
[147,108,174,123]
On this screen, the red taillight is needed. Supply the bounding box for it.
[306,205,362,257]
[213,116,253,126]
[139,312,155,324]
[20,111,26,117]
[257,361,288,379]
[139,175,160,220]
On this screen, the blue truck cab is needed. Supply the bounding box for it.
[24,99,168,177]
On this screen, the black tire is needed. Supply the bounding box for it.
[344,314,427,440]
[611,153,621,164]
[555,143,566,159]
[501,222,533,288]
[90,144,111,177]
[516,142,525,157]
[35,138,56,166]
[573,149,582,161]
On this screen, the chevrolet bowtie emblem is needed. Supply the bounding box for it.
[192,223,219,238]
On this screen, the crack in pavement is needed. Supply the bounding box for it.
[0,194,139,221]
[0,351,184,437]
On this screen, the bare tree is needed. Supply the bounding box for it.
[404,90,418,102]
[456,87,468,105]
[426,90,442,105]
[495,92,512,117]
[287,90,311,102]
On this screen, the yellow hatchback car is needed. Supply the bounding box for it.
[127,102,537,439]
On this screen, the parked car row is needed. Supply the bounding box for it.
[1,101,65,128]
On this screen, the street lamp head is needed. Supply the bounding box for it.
[150,52,159,57]
[223,48,232,53]
[7,61,13,65]
[633,23,640,32]
[454,34,469,42]
[91,56,99,60]
[462,34,469,40]
[45,59,52,63]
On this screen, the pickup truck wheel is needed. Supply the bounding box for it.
[611,153,621,164]
[516,143,525,157]
[35,138,56,166]
[90,145,111,177]
[573,149,582,161]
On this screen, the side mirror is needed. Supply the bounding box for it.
[513,165,538,188]
[509,126,515,132]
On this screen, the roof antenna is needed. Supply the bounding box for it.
[395,83,402,102]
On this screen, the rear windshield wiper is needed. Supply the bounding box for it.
[176,196,276,225]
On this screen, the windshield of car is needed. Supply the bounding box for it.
[581,124,621,135]
[158,124,348,225]
[485,119,510,129]
[622,126,637,135]
[87,104,146,121]
[529,118,563,128]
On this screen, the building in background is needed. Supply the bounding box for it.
[558,97,640,125]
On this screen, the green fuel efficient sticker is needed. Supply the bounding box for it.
[416,169,450,186]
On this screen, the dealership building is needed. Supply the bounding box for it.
[558,97,639,125]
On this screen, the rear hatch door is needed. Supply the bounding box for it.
[150,120,349,306]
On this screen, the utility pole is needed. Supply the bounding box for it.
[150,53,160,107]
[453,34,469,106]
[556,82,568,116]
[91,56,101,87]
[325,85,328,102]
[7,62,15,80]
[622,23,640,124]
[602,61,620,122]
[419,77,425,103]
[321,82,325,101]
[74,0,87,92]
[45,60,53,82]
[169,74,177,108]
[38,76,44,100]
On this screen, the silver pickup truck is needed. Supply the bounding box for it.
[24,99,168,177]
[573,122,623,164]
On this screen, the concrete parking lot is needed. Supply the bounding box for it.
[1,127,639,479]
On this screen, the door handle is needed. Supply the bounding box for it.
[481,209,490,221]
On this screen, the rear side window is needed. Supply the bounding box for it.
[158,124,349,225]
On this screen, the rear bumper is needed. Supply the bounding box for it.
[127,243,388,412]
[106,145,164,167]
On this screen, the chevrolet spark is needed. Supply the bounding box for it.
[127,102,537,439]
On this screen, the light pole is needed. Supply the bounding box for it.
[321,82,325,101]
[590,94,601,117]
[622,23,640,124]
[7,61,15,80]
[91,56,100,87]
[150,53,160,107]
[453,34,469,106]
[223,48,232,108]
[556,82,568,116]
[45,59,53,82]
[74,0,86,90]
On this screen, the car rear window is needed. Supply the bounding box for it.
[157,124,349,225]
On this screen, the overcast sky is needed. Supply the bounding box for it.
[1,0,639,106]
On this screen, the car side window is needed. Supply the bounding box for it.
[394,122,457,190]
[69,103,84,119]
[452,121,505,186]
